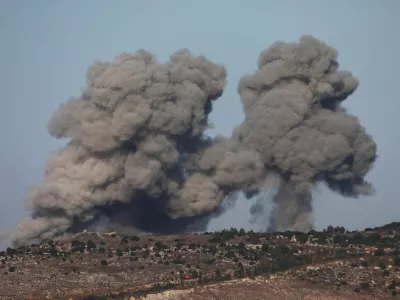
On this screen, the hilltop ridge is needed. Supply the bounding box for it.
[1,223,400,299]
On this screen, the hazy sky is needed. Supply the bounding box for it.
[1,0,399,235]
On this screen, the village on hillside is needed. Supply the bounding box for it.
[1,223,400,299]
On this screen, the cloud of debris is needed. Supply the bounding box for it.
[234,35,377,231]
[12,36,377,246]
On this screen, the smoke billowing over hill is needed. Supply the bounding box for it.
[13,35,377,246]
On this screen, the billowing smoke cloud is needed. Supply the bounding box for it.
[12,35,377,246]
[234,35,377,231]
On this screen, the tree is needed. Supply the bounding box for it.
[326,225,334,234]
[86,240,97,250]
[374,248,385,257]
[116,249,123,257]
[394,255,400,266]
[317,235,327,244]
[261,244,269,252]
[215,269,222,280]
[100,260,108,266]
[238,228,246,236]
[154,241,167,250]
[190,269,199,278]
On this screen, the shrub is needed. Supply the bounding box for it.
[50,248,58,257]
[280,245,290,254]
[71,240,84,247]
[86,240,97,250]
[208,245,217,254]
[234,268,245,278]
[208,237,222,243]
[71,246,85,253]
[8,266,15,272]
[154,241,167,250]
[110,234,117,238]
[130,236,140,241]
[190,270,199,278]
[297,234,309,244]
[205,259,216,265]
[360,261,369,268]
[116,249,123,257]
[100,260,108,266]
[261,244,269,252]
[379,262,387,270]
[360,282,370,290]
[374,248,385,257]
[172,259,186,265]
[394,255,400,266]
[99,247,106,253]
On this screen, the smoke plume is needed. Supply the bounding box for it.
[234,35,377,231]
[13,35,377,246]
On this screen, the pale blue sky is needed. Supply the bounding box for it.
[1,0,399,234]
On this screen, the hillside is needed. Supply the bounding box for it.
[1,225,400,299]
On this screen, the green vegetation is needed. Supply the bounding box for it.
[100,260,108,266]
[86,240,97,250]
[172,259,186,265]
[6,222,400,299]
[394,256,400,266]
[154,241,167,250]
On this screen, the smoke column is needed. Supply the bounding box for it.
[12,35,377,246]
[234,35,377,231]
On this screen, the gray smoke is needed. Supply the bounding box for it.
[0,229,12,251]
[234,35,377,232]
[12,35,376,246]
